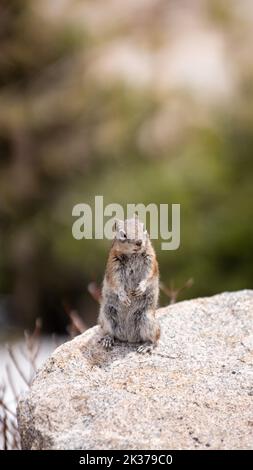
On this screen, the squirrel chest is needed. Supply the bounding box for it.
[114,252,151,292]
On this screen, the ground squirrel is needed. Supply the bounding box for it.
[98,215,160,353]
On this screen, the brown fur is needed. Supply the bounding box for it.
[98,217,160,353]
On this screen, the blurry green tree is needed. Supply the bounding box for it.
[0,0,252,334]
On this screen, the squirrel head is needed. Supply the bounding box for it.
[113,215,149,254]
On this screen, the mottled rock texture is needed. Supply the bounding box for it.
[17,291,253,450]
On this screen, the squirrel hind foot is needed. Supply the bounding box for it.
[99,335,114,351]
[136,342,154,354]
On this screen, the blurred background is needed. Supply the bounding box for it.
[0,0,253,340]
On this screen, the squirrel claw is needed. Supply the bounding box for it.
[132,281,146,297]
[137,343,153,354]
[132,288,144,297]
[132,288,141,297]
[99,335,114,351]
[119,293,131,306]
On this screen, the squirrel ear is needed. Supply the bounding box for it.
[113,219,119,232]
[113,219,123,232]
[144,229,149,239]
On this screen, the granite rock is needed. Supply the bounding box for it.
[17,290,253,449]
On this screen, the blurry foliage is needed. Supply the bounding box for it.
[0,0,252,333]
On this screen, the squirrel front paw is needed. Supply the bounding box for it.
[131,280,147,297]
[99,335,114,351]
[118,291,131,306]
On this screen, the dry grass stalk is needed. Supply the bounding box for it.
[160,278,194,304]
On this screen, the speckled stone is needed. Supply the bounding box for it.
[17,290,253,450]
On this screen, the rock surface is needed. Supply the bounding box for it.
[17,290,253,450]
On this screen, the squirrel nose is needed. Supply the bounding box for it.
[136,240,142,247]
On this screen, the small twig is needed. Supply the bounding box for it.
[8,418,19,433]
[5,364,19,403]
[6,345,30,386]
[24,318,42,377]
[68,311,86,334]
[0,387,8,450]
[1,319,45,449]
[10,426,20,449]
[0,398,17,419]
[63,301,87,335]
[51,333,61,350]
[2,409,8,450]
[0,412,19,432]
[160,278,194,304]
[87,281,102,304]
[18,345,29,362]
